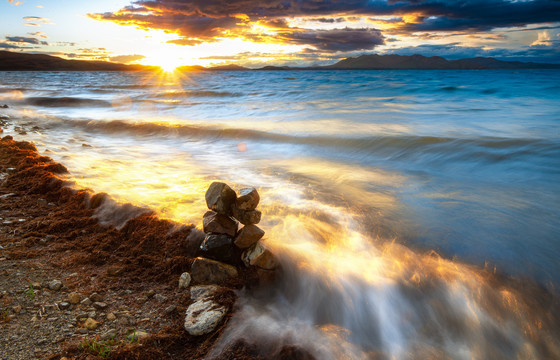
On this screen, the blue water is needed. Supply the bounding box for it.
[2,69,560,358]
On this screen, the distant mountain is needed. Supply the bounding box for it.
[327,54,560,70]
[0,51,156,71]
[1,50,559,71]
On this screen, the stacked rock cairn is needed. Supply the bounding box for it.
[182,182,278,336]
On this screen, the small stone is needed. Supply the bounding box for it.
[199,234,236,263]
[235,187,260,211]
[202,211,238,237]
[205,182,236,216]
[106,312,117,321]
[190,285,219,301]
[178,272,191,289]
[80,297,92,306]
[37,339,48,346]
[84,318,99,330]
[12,305,22,313]
[184,299,226,336]
[144,289,156,298]
[154,294,167,303]
[89,292,103,302]
[232,206,261,225]
[163,305,176,315]
[127,330,149,342]
[58,302,71,310]
[101,329,117,340]
[93,302,107,310]
[242,242,278,270]
[48,280,63,291]
[77,328,88,334]
[191,257,238,284]
[234,224,265,249]
[68,292,81,304]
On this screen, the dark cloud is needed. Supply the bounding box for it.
[88,0,560,54]
[109,54,146,63]
[5,36,48,45]
[0,42,22,49]
[277,28,384,51]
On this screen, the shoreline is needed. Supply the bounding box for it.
[0,135,274,360]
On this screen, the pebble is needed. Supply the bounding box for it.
[80,297,92,306]
[106,312,116,321]
[89,292,103,302]
[58,302,70,310]
[48,280,63,291]
[127,330,149,342]
[154,294,167,303]
[163,305,176,315]
[12,305,22,313]
[178,272,191,289]
[84,318,99,330]
[93,301,107,310]
[68,292,81,304]
[101,329,117,340]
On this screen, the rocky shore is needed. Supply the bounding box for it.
[0,134,306,360]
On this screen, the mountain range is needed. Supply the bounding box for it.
[1,50,559,71]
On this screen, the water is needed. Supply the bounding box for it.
[1,70,559,359]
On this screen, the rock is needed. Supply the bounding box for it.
[191,257,238,284]
[48,280,63,291]
[80,297,92,306]
[205,182,236,216]
[106,313,116,321]
[202,211,238,237]
[68,292,81,304]
[178,272,191,289]
[12,305,22,313]
[232,206,261,225]
[234,224,265,249]
[1,104,8,108]
[128,330,150,342]
[144,289,156,298]
[163,305,176,315]
[89,292,103,302]
[154,294,167,303]
[77,328,88,334]
[190,285,219,301]
[58,302,71,310]
[84,318,99,330]
[184,299,226,336]
[101,329,117,340]
[93,302,107,310]
[242,242,278,270]
[235,188,260,211]
[256,268,277,286]
[199,234,236,263]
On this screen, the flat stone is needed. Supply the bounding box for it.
[106,313,117,321]
[242,242,278,270]
[234,224,265,249]
[235,188,260,211]
[101,329,117,340]
[205,182,236,216]
[93,302,107,310]
[80,297,92,306]
[199,234,236,263]
[163,305,176,315]
[191,257,238,284]
[127,330,149,343]
[89,292,103,302]
[58,302,71,310]
[202,211,238,237]
[184,299,226,336]
[232,206,261,225]
[178,272,191,289]
[190,285,219,301]
[48,280,63,291]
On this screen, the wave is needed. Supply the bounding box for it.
[49,118,560,164]
[153,90,241,98]
[25,97,111,108]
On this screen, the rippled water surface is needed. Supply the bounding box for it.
[1,70,559,359]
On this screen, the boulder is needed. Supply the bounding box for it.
[235,188,260,211]
[256,268,277,286]
[232,206,261,225]
[178,272,191,289]
[202,211,238,237]
[191,257,238,284]
[242,242,278,270]
[184,299,226,336]
[199,234,236,263]
[205,182,236,216]
[234,224,265,249]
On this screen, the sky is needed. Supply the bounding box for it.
[1,0,559,68]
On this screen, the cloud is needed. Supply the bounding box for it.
[0,42,22,49]
[5,36,48,46]
[88,0,560,54]
[8,0,23,5]
[29,32,48,39]
[109,54,146,63]
[22,16,53,26]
